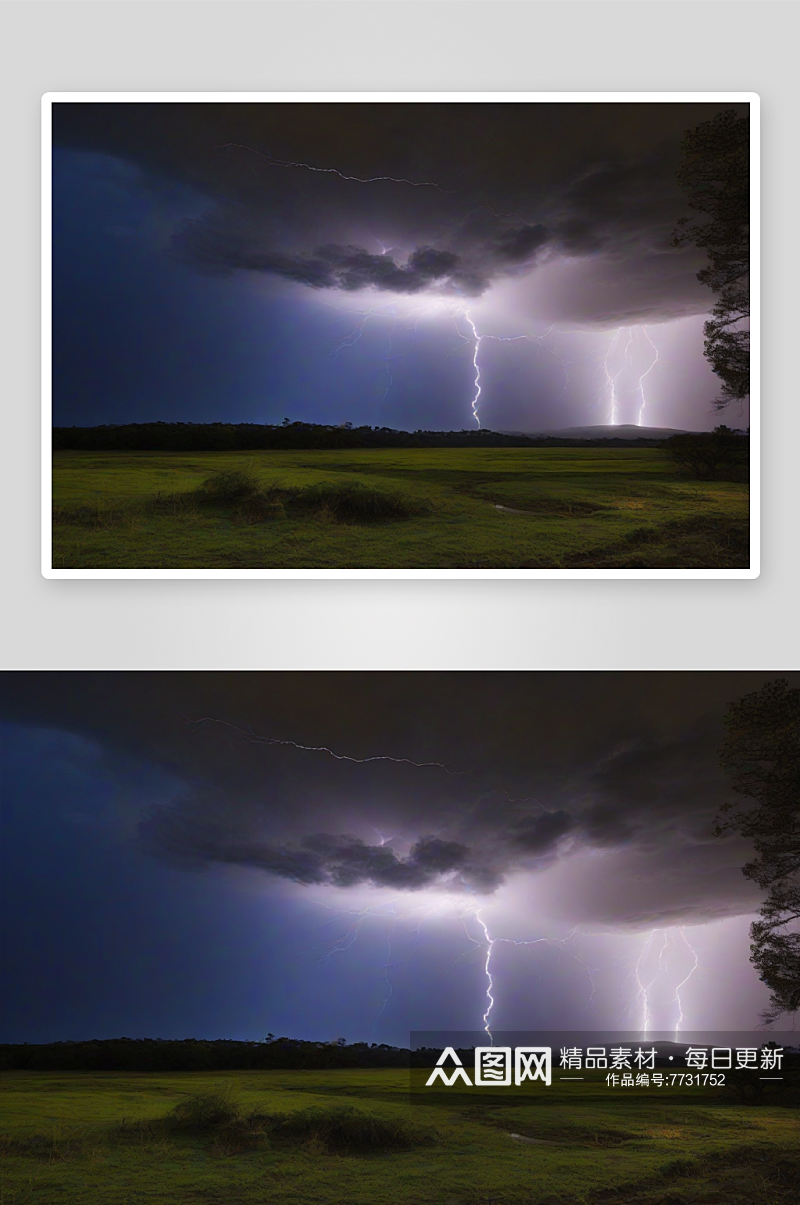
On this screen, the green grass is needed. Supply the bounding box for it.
[1,1069,796,1204]
[51,448,750,570]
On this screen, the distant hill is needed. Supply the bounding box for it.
[504,424,694,440]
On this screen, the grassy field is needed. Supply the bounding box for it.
[51,448,750,570]
[1,1068,797,1205]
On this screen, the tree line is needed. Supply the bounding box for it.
[0,1037,421,1072]
[52,422,678,453]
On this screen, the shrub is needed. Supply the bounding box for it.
[184,468,431,523]
[191,468,286,523]
[168,1091,240,1131]
[290,481,431,522]
[194,468,262,504]
[165,1097,433,1154]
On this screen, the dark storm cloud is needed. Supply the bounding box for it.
[140,790,481,890]
[576,725,725,847]
[1,673,789,926]
[508,809,574,852]
[171,201,546,298]
[174,215,472,294]
[493,223,549,263]
[51,101,747,324]
[553,157,677,256]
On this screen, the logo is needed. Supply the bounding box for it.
[425,1046,552,1088]
[414,1033,790,1097]
[424,1047,473,1087]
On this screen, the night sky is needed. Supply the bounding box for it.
[0,673,782,1046]
[51,101,748,433]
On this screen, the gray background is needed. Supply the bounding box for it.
[2,1,796,670]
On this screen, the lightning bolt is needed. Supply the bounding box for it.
[216,144,531,225]
[316,908,371,963]
[212,144,606,427]
[456,311,536,429]
[629,927,701,1035]
[460,310,483,429]
[370,826,410,849]
[315,899,703,1046]
[603,327,636,426]
[187,717,458,774]
[216,142,450,193]
[635,326,660,427]
[324,295,576,431]
[473,910,496,1040]
[465,913,598,1044]
[189,717,707,1041]
[328,309,377,356]
[598,325,661,426]
[633,930,658,1035]
[603,329,622,426]
[673,928,699,1035]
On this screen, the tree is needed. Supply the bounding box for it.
[673,109,750,409]
[716,679,800,1023]
[664,424,748,479]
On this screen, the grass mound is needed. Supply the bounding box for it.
[267,1104,437,1153]
[191,469,285,523]
[288,480,431,522]
[164,1091,267,1154]
[168,1091,240,1131]
[162,1093,434,1156]
[193,468,264,504]
[192,467,431,524]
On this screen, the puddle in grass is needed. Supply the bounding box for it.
[507,1132,557,1145]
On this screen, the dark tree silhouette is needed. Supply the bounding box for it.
[674,109,750,409]
[51,422,675,453]
[717,679,800,1023]
[664,424,748,479]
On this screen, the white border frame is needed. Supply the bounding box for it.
[41,91,760,580]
